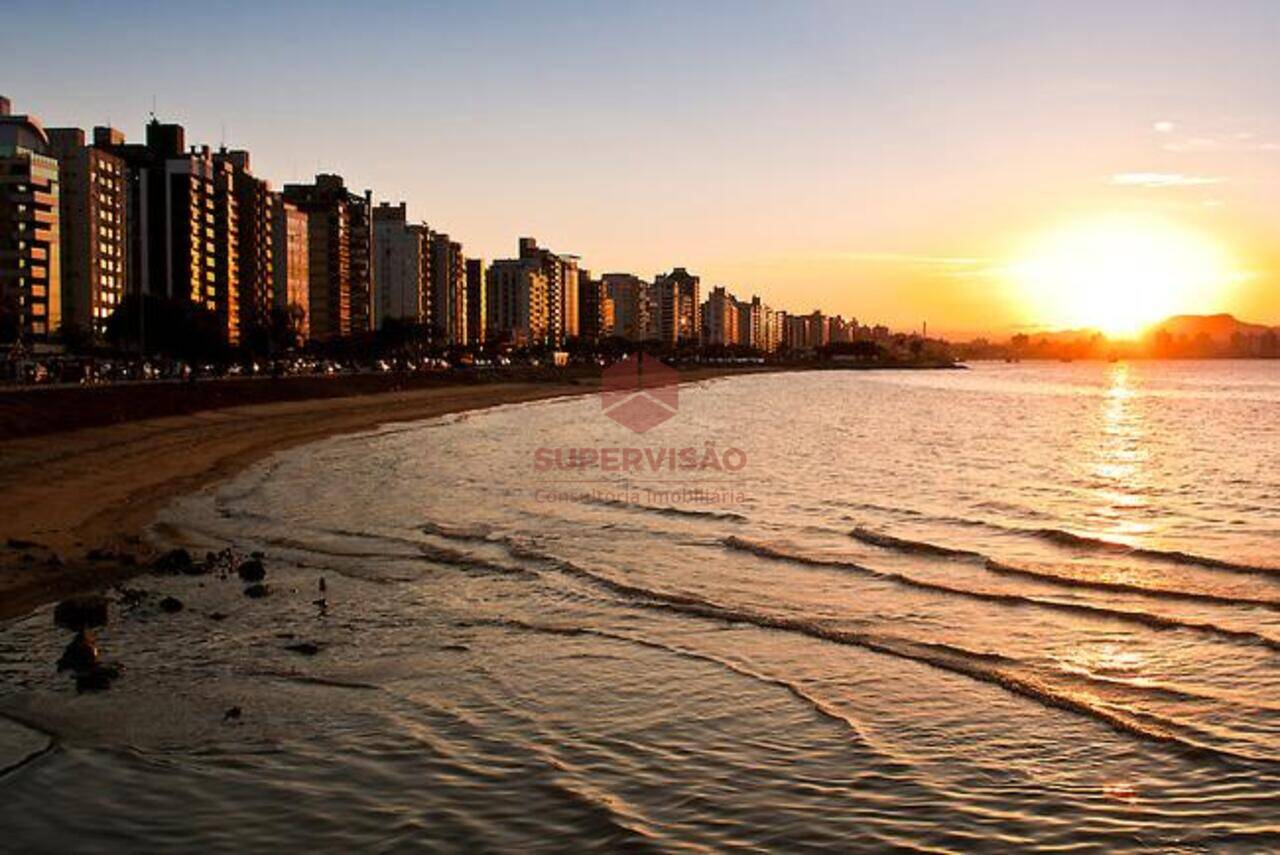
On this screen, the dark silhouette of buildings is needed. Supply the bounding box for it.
[465,257,485,346]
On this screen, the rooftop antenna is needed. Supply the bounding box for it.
[149,94,156,120]
[220,121,226,149]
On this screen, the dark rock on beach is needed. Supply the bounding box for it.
[243,583,271,599]
[115,586,147,609]
[57,630,100,673]
[55,620,124,692]
[284,642,322,656]
[76,662,122,693]
[158,596,185,614]
[237,559,266,583]
[150,548,194,575]
[54,595,110,631]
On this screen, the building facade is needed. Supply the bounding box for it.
[47,126,127,339]
[0,98,61,344]
[371,202,429,329]
[214,149,273,344]
[653,267,700,347]
[270,193,309,343]
[782,310,829,351]
[703,285,739,346]
[577,270,612,343]
[429,232,466,345]
[95,119,241,345]
[348,189,373,336]
[465,257,485,346]
[486,258,548,346]
[518,237,578,344]
[601,273,650,342]
[282,174,371,341]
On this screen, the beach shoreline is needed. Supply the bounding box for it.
[0,367,768,620]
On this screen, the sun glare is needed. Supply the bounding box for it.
[1009,216,1239,337]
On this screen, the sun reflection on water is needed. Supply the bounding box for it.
[1089,363,1154,545]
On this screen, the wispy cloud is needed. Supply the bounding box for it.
[1110,172,1225,188]
[1160,135,1280,154]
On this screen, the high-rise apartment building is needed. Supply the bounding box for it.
[371,202,429,329]
[271,193,309,343]
[95,119,240,344]
[734,296,754,347]
[0,98,60,344]
[577,270,612,343]
[429,232,466,345]
[486,258,548,346]
[730,294,776,352]
[703,285,739,346]
[465,257,485,346]
[47,126,127,339]
[781,310,829,351]
[518,237,578,344]
[601,273,650,342]
[652,267,700,346]
[213,149,273,343]
[828,314,855,344]
[348,189,373,336]
[282,174,371,341]
[209,156,240,344]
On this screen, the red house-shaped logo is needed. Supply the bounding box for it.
[600,354,679,433]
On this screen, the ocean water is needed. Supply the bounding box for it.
[3,361,1280,851]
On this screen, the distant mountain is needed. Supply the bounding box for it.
[1147,314,1277,344]
[974,313,1280,360]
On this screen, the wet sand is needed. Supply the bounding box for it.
[0,376,624,619]
[0,362,953,620]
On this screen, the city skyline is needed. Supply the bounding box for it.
[2,92,896,355]
[9,1,1278,337]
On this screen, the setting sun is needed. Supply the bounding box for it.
[1009,216,1241,337]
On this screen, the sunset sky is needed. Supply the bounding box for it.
[9,0,1279,337]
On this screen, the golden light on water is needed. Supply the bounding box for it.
[1009,216,1242,337]
[1092,363,1153,545]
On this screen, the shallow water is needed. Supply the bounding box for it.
[3,362,1280,851]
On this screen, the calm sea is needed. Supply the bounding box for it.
[3,361,1280,851]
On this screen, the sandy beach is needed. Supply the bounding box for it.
[0,376,614,620]
[0,366,790,619]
